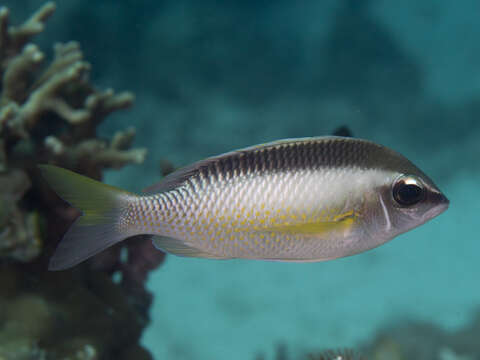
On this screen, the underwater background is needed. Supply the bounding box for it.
[1,0,479,359]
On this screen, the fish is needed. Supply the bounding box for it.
[39,136,449,270]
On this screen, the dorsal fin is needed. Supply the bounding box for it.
[143,160,209,193]
[331,125,353,137]
[142,136,340,194]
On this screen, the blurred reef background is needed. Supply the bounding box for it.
[0,1,479,359]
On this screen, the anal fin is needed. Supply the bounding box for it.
[152,236,229,259]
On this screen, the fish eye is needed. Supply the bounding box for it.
[392,175,425,206]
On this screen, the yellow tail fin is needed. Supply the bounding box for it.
[39,165,137,270]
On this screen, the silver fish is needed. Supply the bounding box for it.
[40,136,449,270]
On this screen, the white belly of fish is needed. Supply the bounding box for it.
[146,167,389,261]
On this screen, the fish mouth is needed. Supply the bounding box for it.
[424,191,450,220]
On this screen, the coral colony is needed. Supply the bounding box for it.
[0,3,162,358]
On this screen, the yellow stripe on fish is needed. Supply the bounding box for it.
[264,214,357,235]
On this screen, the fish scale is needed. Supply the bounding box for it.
[130,165,363,259]
[39,136,449,270]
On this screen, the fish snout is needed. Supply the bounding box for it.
[425,190,449,220]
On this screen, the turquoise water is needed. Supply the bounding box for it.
[4,0,479,359]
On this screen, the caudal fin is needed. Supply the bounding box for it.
[39,165,137,271]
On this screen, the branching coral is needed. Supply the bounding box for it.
[0,3,146,175]
[0,1,148,266]
[0,2,157,359]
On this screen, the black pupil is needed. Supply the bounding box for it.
[394,182,423,206]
